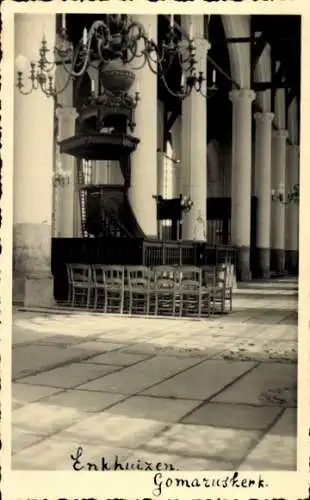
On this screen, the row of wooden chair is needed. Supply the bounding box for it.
[66,263,234,318]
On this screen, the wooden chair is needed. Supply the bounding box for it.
[103,265,125,314]
[179,266,210,318]
[223,262,234,312]
[66,263,94,308]
[126,266,151,315]
[92,264,106,310]
[203,264,231,314]
[153,265,180,317]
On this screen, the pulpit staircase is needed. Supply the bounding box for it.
[80,184,145,239]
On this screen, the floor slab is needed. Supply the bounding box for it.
[77,356,201,394]
[19,363,121,389]
[182,402,282,430]
[212,362,297,407]
[142,422,262,464]
[105,395,201,423]
[11,278,299,471]
[239,409,297,470]
[142,360,256,400]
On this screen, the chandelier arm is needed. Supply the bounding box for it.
[147,44,169,69]
[127,37,148,62]
[89,20,110,46]
[145,55,160,75]
[53,69,74,96]
[199,86,209,99]
[160,74,186,100]
[59,41,91,78]
[127,20,148,40]
[15,84,35,96]
[129,52,149,71]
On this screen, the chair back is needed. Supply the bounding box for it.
[67,263,92,285]
[92,264,106,287]
[202,265,217,287]
[153,265,180,291]
[126,266,151,290]
[216,263,228,289]
[179,266,202,290]
[104,265,125,288]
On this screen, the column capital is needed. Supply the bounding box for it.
[195,37,211,53]
[272,128,289,140]
[254,111,274,124]
[229,88,256,103]
[56,106,79,120]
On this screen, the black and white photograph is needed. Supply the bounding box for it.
[10,10,301,473]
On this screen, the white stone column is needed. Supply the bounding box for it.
[181,16,209,241]
[171,116,182,198]
[13,14,56,306]
[129,15,157,237]
[271,129,288,274]
[229,88,256,281]
[157,101,165,196]
[285,144,299,274]
[55,107,78,237]
[254,111,274,278]
[157,152,165,197]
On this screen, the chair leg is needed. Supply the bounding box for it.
[86,288,91,309]
[104,291,108,313]
[198,296,202,318]
[179,296,183,317]
[221,292,225,313]
[146,292,150,315]
[154,294,159,316]
[68,285,72,306]
[172,295,176,316]
[128,292,133,315]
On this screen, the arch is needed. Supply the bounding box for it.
[287,97,298,144]
[274,61,286,129]
[254,35,272,111]
[220,15,251,88]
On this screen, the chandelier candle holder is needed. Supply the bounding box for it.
[271,183,299,205]
[15,14,216,101]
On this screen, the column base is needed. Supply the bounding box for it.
[236,246,252,282]
[270,249,285,275]
[256,248,271,279]
[13,274,55,307]
[285,250,299,275]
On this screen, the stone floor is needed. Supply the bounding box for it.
[12,278,298,471]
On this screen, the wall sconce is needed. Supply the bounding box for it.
[180,194,194,213]
[53,145,71,187]
[271,183,299,205]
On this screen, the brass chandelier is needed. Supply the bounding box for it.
[15,14,216,100]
